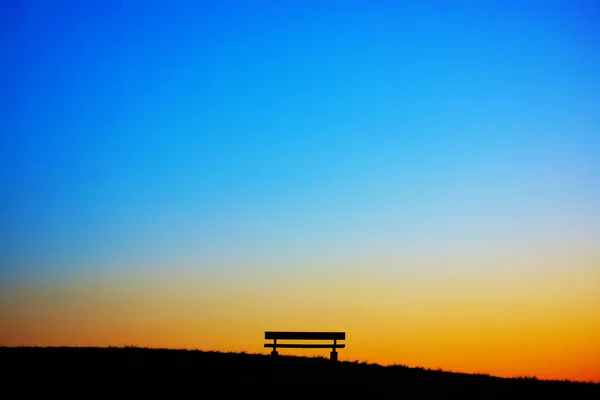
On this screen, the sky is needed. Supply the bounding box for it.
[1,0,599,382]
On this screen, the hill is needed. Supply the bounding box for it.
[1,346,598,398]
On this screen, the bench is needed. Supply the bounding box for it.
[264,331,346,361]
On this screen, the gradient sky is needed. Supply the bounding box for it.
[1,0,599,382]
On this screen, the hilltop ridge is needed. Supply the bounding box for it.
[2,346,597,397]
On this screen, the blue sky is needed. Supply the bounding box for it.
[1,0,599,283]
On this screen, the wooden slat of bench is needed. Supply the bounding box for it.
[264,344,346,349]
[265,331,345,340]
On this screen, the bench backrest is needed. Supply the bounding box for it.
[265,331,345,341]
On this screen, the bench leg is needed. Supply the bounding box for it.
[271,350,278,356]
[330,350,338,362]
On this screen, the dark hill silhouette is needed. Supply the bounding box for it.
[2,346,598,398]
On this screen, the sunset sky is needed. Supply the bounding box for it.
[1,0,599,382]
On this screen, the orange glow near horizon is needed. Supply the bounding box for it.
[2,245,598,383]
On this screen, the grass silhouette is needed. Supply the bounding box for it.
[2,346,598,397]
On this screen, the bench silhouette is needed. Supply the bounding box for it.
[264,331,346,361]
